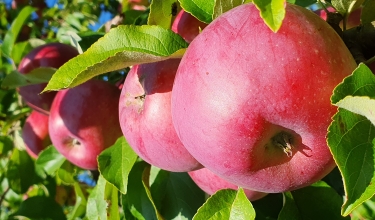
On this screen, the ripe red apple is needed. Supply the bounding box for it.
[18,43,79,115]
[171,3,357,193]
[171,10,208,43]
[49,80,122,170]
[189,168,268,201]
[22,110,51,159]
[119,59,202,172]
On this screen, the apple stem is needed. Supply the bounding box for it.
[272,132,293,157]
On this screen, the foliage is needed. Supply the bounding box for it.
[0,0,375,219]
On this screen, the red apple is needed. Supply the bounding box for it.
[171,3,357,193]
[22,110,51,159]
[171,10,208,43]
[49,80,122,170]
[189,168,268,201]
[119,59,202,172]
[18,43,79,115]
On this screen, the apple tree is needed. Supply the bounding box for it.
[0,0,375,219]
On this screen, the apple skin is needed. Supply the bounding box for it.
[119,59,202,172]
[22,110,51,159]
[171,3,357,193]
[18,43,79,115]
[49,80,123,170]
[171,10,208,43]
[189,168,267,201]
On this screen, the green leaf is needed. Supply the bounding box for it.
[150,167,206,220]
[252,193,283,220]
[98,136,138,194]
[178,0,215,23]
[212,0,243,20]
[10,196,66,220]
[43,25,188,92]
[193,188,255,220]
[362,0,375,24]
[1,68,56,89]
[253,0,286,32]
[86,175,120,220]
[0,6,35,58]
[125,161,161,220]
[335,96,375,125]
[6,148,35,194]
[67,182,87,220]
[351,195,375,219]
[286,0,317,7]
[148,0,179,29]
[331,0,364,15]
[328,108,375,216]
[279,181,348,220]
[331,63,375,104]
[0,136,13,156]
[57,160,76,185]
[35,146,66,176]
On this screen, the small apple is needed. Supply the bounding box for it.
[171,10,208,43]
[22,110,51,159]
[49,80,122,170]
[119,59,202,172]
[189,168,268,201]
[18,43,79,115]
[171,3,357,193]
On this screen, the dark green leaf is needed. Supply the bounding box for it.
[43,25,188,92]
[1,68,56,89]
[0,136,13,156]
[193,188,255,220]
[178,0,215,23]
[212,0,243,20]
[286,0,317,7]
[10,196,66,220]
[331,0,364,15]
[278,192,301,220]
[35,146,66,176]
[6,148,35,194]
[362,0,375,24]
[253,0,286,32]
[0,6,35,58]
[150,167,205,220]
[67,182,87,220]
[252,193,283,220]
[98,136,138,194]
[148,0,179,29]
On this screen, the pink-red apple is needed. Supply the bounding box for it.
[22,110,51,159]
[171,3,357,193]
[171,10,208,43]
[119,59,202,172]
[18,43,79,115]
[189,168,267,201]
[49,80,122,170]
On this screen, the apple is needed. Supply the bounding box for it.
[18,43,79,115]
[314,6,362,29]
[119,59,202,172]
[171,3,357,193]
[49,79,123,170]
[189,168,268,201]
[171,10,208,43]
[22,110,51,159]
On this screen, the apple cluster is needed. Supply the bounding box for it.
[20,3,360,200]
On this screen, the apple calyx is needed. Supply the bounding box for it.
[135,94,146,101]
[271,131,293,157]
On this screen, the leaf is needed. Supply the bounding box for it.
[6,148,35,194]
[0,6,35,58]
[351,195,375,219]
[98,136,138,194]
[252,193,283,220]
[279,181,349,220]
[0,136,13,156]
[43,25,188,92]
[57,160,76,185]
[10,196,66,220]
[148,0,179,29]
[331,63,375,104]
[253,0,286,32]
[178,0,215,23]
[328,108,375,216]
[125,161,161,220]
[335,96,375,126]
[362,0,375,24]
[35,146,66,176]
[1,68,56,89]
[212,0,243,20]
[193,188,255,220]
[286,0,317,7]
[331,0,364,15]
[67,182,87,220]
[150,167,206,220]
[86,175,120,220]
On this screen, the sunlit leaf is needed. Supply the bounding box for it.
[253,0,286,32]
